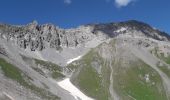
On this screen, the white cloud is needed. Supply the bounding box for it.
[115,0,134,8]
[64,0,72,4]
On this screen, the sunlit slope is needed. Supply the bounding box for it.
[69,39,168,100]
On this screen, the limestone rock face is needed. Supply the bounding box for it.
[0,21,99,51]
[0,20,169,52]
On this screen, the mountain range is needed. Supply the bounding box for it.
[0,20,170,100]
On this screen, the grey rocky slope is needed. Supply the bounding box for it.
[0,20,170,100]
[0,20,169,51]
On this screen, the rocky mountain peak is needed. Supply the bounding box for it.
[27,20,38,26]
[90,20,170,41]
[0,20,169,52]
[121,20,170,41]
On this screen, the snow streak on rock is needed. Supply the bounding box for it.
[3,92,15,100]
[67,56,82,65]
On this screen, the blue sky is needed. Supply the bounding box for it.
[0,0,169,34]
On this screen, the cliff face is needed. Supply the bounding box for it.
[0,21,101,51]
[0,20,169,52]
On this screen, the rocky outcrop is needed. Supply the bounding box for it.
[91,20,170,41]
[0,21,100,51]
[0,20,169,51]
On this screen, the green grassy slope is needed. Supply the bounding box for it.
[112,60,167,100]
[34,59,65,80]
[151,47,170,78]
[0,58,60,100]
[70,50,111,100]
[21,55,65,80]
[69,41,168,100]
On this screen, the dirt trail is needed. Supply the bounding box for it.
[109,61,120,100]
[108,43,120,100]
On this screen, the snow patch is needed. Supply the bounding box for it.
[67,56,82,64]
[34,51,46,61]
[57,78,94,100]
[2,35,7,39]
[115,27,127,33]
[3,92,15,100]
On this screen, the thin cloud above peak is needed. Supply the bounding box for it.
[64,0,72,5]
[115,0,135,8]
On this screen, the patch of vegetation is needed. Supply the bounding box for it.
[101,61,111,93]
[71,50,110,100]
[70,41,167,100]
[32,67,46,76]
[25,81,60,100]
[51,71,65,79]
[34,59,65,79]
[21,55,65,80]
[112,60,167,100]
[158,54,170,65]
[0,58,60,100]
[157,64,170,78]
[151,47,170,64]
[164,56,170,64]
[0,58,27,84]
[66,63,79,71]
[34,59,62,72]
